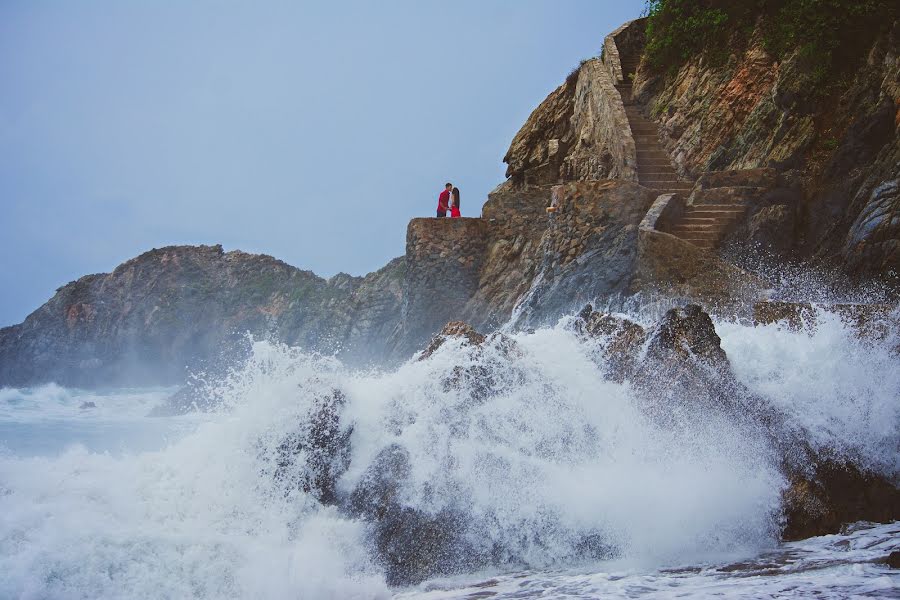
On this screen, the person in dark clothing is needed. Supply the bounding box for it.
[437,182,452,217]
[450,187,461,218]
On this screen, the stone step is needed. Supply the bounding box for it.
[681,210,743,221]
[639,173,680,180]
[640,175,681,183]
[685,206,746,214]
[679,216,730,223]
[645,184,694,191]
[670,230,720,240]
[677,238,715,249]
[671,224,725,232]
[672,219,732,231]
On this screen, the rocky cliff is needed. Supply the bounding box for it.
[631,9,900,276]
[0,245,404,387]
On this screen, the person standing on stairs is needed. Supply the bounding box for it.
[437,183,452,217]
[450,187,461,218]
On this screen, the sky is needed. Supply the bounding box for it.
[0,0,644,326]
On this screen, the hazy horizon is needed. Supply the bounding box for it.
[0,0,643,326]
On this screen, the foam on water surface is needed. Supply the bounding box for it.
[0,308,896,598]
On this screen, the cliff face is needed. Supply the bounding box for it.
[0,245,403,387]
[633,21,900,275]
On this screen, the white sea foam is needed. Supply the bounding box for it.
[0,309,896,598]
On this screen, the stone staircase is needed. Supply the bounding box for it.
[614,60,692,197]
[667,202,746,250]
[613,48,747,251]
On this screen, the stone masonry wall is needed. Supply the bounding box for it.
[392,217,490,356]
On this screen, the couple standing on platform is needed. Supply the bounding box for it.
[437,183,461,218]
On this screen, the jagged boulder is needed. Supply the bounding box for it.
[644,304,727,366]
[347,444,481,586]
[274,388,352,505]
[577,304,646,382]
[419,321,486,361]
[642,306,900,542]
[420,321,523,403]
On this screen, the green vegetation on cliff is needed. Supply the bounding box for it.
[644,0,898,86]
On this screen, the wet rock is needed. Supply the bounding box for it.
[78,401,96,409]
[844,179,900,275]
[782,461,900,541]
[645,304,727,367]
[577,304,646,382]
[419,321,487,361]
[420,321,523,404]
[887,550,900,569]
[274,388,352,505]
[753,301,819,330]
[753,301,898,340]
[348,444,481,585]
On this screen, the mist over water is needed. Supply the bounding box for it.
[0,306,897,598]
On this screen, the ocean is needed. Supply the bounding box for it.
[0,307,897,598]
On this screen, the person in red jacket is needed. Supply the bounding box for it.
[437,182,452,217]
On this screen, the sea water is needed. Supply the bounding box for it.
[0,307,897,599]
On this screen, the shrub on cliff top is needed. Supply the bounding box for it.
[644,0,898,84]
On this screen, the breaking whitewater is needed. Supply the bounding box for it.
[1,305,898,599]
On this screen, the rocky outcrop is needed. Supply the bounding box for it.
[782,461,900,541]
[0,245,404,387]
[503,19,641,188]
[575,304,900,541]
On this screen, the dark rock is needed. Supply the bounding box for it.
[782,461,900,541]
[78,401,96,409]
[753,301,897,340]
[826,100,895,178]
[887,550,900,569]
[347,444,482,585]
[274,389,352,505]
[577,305,646,382]
[645,304,727,367]
[348,444,411,520]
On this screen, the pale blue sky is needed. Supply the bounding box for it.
[0,0,643,326]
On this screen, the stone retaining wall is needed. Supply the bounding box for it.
[395,217,490,355]
[640,193,684,233]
